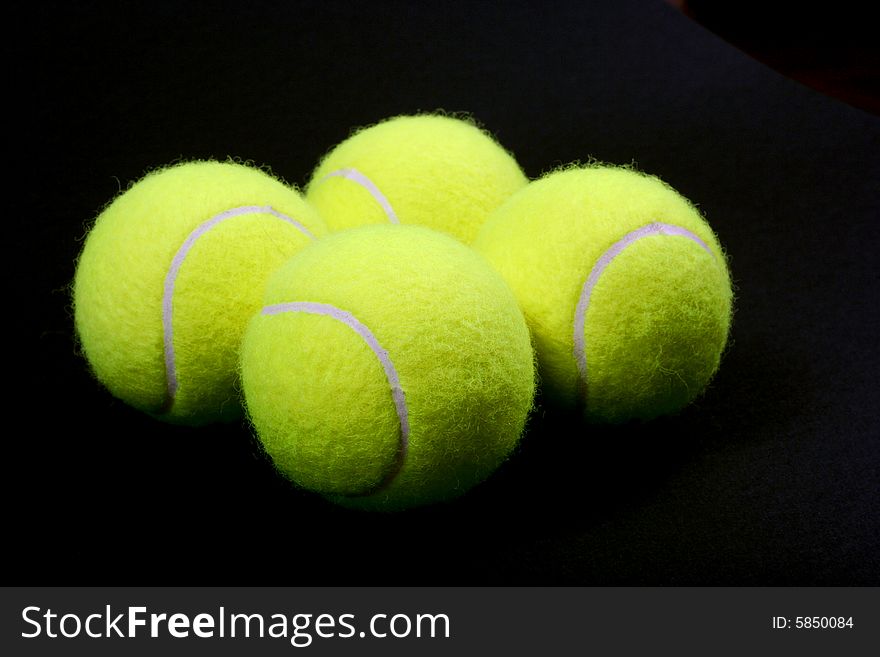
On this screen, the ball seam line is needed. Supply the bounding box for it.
[261,300,410,494]
[572,222,715,407]
[321,167,400,224]
[162,205,314,410]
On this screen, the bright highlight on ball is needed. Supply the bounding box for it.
[475,164,734,423]
[239,224,536,510]
[305,113,528,244]
[73,160,327,425]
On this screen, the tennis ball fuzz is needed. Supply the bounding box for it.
[305,113,528,244]
[475,165,733,423]
[73,160,327,425]
[240,224,536,511]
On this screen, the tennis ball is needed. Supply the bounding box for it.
[240,224,535,511]
[474,164,733,423]
[73,160,327,425]
[305,113,528,244]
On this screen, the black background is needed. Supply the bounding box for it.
[11,0,879,585]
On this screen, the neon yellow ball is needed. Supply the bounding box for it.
[73,160,327,425]
[306,113,527,244]
[475,165,734,423]
[240,225,536,510]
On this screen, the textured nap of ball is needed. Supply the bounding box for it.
[73,160,327,425]
[240,224,536,511]
[474,165,733,424]
[304,113,528,244]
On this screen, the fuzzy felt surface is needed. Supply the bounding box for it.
[474,165,733,423]
[305,114,528,244]
[73,160,327,425]
[239,224,536,511]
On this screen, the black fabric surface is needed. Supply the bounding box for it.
[12,0,878,584]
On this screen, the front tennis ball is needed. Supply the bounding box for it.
[475,164,734,423]
[240,224,536,511]
[305,113,528,244]
[73,160,327,425]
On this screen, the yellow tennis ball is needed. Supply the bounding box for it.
[474,164,734,423]
[73,160,327,425]
[304,113,528,244]
[240,224,536,511]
